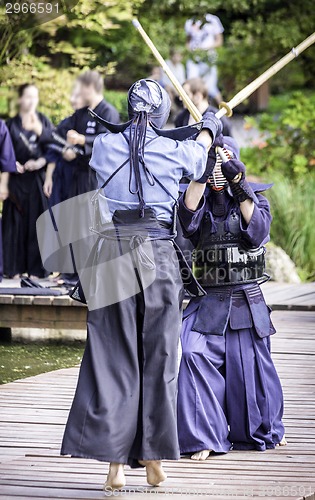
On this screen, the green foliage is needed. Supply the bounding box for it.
[265,173,315,281]
[0,0,144,90]
[137,0,315,96]
[0,54,81,123]
[241,92,315,177]
[0,4,35,66]
[240,91,315,279]
[104,90,128,121]
[45,0,144,69]
[2,0,313,95]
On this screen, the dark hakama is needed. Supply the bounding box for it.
[49,158,74,206]
[61,221,184,468]
[176,186,285,454]
[45,140,74,207]
[178,289,285,454]
[0,120,16,281]
[2,113,53,278]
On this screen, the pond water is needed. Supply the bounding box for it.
[0,341,85,384]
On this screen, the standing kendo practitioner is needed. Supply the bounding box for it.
[46,70,119,285]
[52,70,120,197]
[2,84,54,279]
[43,79,85,204]
[60,79,223,490]
[175,78,232,136]
[176,134,286,460]
[0,120,16,281]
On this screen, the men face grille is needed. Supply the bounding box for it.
[208,147,232,190]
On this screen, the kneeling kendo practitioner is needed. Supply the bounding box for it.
[177,135,286,460]
[60,79,223,489]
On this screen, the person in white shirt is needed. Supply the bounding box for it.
[162,49,186,87]
[162,49,187,117]
[185,13,224,104]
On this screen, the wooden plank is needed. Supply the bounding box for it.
[0,309,314,498]
[0,304,87,329]
[0,284,313,334]
[0,294,14,305]
[51,296,74,307]
[11,296,34,305]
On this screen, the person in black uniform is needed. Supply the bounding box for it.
[0,120,17,281]
[175,77,231,136]
[2,84,53,279]
[44,71,120,285]
[52,70,120,197]
[43,79,85,204]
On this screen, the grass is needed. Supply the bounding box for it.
[266,173,315,281]
[0,342,85,384]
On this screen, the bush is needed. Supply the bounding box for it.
[240,92,315,280]
[104,89,128,122]
[241,91,315,178]
[0,55,128,124]
[265,173,315,281]
[0,55,81,124]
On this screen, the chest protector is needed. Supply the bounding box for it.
[192,209,266,286]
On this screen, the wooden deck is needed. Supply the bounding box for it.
[0,308,315,499]
[0,282,314,333]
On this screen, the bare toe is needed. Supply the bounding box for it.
[191,450,211,461]
[278,435,287,446]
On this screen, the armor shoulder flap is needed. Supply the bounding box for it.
[249,182,274,193]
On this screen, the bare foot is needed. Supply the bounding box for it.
[104,463,126,490]
[138,460,167,486]
[277,435,287,446]
[191,449,212,460]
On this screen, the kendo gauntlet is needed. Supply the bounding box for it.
[221,158,258,203]
[201,112,223,142]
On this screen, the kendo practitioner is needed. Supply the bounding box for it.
[43,79,85,204]
[46,71,119,284]
[0,120,16,281]
[177,134,286,460]
[2,84,54,279]
[60,79,223,490]
[175,78,232,137]
[52,70,120,198]
[174,77,232,269]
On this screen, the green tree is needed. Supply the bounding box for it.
[1,0,314,115]
[0,0,143,120]
[135,0,315,96]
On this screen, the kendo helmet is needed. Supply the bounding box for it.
[88,78,203,141]
[127,79,171,129]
